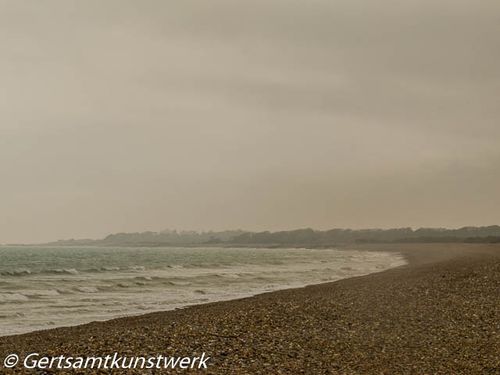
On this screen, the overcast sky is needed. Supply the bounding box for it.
[1,0,499,243]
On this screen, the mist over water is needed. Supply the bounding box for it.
[0,246,406,336]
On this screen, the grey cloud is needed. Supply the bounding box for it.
[0,0,499,242]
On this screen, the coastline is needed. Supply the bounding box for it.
[1,243,499,373]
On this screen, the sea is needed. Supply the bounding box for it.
[0,246,406,336]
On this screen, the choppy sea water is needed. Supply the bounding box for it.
[0,246,406,336]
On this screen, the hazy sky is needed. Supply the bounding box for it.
[1,1,499,243]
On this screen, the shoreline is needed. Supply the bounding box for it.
[1,243,499,373]
[0,246,406,338]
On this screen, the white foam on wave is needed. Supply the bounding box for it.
[53,268,79,275]
[0,293,30,303]
[1,269,32,276]
[20,289,61,298]
[75,287,99,293]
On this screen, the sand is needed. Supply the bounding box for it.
[0,243,499,374]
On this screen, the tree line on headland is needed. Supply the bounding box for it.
[46,226,500,247]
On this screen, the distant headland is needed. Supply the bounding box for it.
[42,226,500,247]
